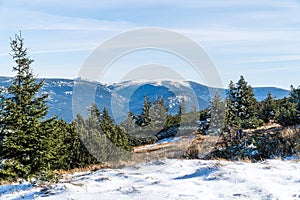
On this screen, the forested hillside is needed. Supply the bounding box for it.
[0,78,290,122]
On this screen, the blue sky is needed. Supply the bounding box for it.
[0,0,300,89]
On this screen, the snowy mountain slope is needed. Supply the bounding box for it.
[253,87,290,101]
[0,77,290,122]
[0,158,299,200]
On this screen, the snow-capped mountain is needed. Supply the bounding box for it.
[0,77,290,122]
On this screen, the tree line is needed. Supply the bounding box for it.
[206,76,300,160]
[0,33,187,182]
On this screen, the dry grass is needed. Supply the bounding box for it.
[125,136,195,165]
[244,122,282,133]
[183,135,219,159]
[134,143,174,153]
[185,123,300,161]
[131,134,219,162]
[55,163,110,175]
[281,125,300,137]
[0,180,17,185]
[282,125,300,156]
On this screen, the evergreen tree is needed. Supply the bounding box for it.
[75,111,112,163]
[290,85,300,123]
[120,111,136,134]
[164,114,180,129]
[98,106,114,137]
[209,91,225,134]
[178,97,186,116]
[276,97,299,126]
[226,76,261,129]
[0,87,4,137]
[52,119,99,170]
[225,81,239,128]
[87,104,132,152]
[259,91,277,123]
[139,96,151,127]
[0,33,58,180]
[149,97,168,132]
[274,86,300,126]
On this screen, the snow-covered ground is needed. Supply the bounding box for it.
[0,157,299,200]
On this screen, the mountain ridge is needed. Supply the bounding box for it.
[0,76,290,122]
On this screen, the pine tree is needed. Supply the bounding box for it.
[50,119,99,170]
[226,76,261,129]
[225,81,239,128]
[0,33,57,180]
[87,104,132,152]
[98,106,115,136]
[149,97,168,132]
[259,91,277,123]
[290,85,300,124]
[75,111,112,164]
[178,97,186,116]
[0,87,4,137]
[140,96,151,127]
[120,111,136,134]
[276,97,299,126]
[209,91,225,134]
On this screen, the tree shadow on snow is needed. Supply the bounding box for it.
[174,167,218,180]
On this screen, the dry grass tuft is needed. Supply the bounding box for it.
[55,163,110,175]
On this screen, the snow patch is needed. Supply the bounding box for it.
[0,159,299,200]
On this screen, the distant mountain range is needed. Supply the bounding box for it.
[0,77,290,123]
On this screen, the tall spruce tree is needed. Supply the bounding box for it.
[140,96,151,127]
[226,76,261,129]
[120,111,136,134]
[98,106,114,136]
[275,86,300,126]
[87,104,132,152]
[290,85,300,112]
[0,33,57,180]
[178,97,186,116]
[259,91,277,123]
[149,97,168,131]
[209,91,225,134]
[225,81,241,129]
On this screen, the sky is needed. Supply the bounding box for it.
[0,0,300,89]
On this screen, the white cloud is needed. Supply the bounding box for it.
[180,28,300,47]
[246,66,300,73]
[0,7,137,56]
[0,7,136,31]
[241,56,300,63]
